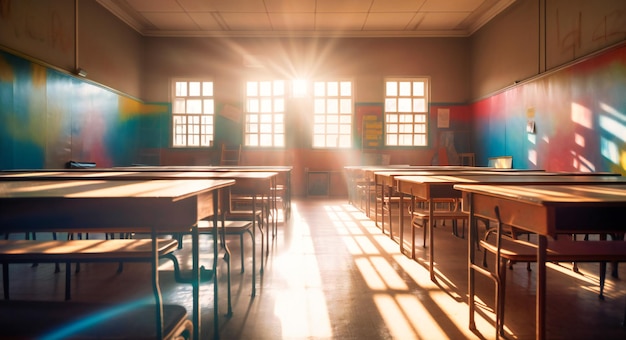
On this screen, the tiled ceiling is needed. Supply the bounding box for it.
[97,0,517,38]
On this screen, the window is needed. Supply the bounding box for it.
[244,80,285,147]
[171,80,214,147]
[384,78,429,146]
[312,80,353,148]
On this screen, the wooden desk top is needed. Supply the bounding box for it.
[0,179,234,232]
[455,183,626,205]
[455,183,626,236]
[115,165,293,172]
[0,171,278,180]
[396,174,625,185]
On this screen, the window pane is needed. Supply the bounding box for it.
[259,81,271,96]
[385,98,397,112]
[247,99,259,113]
[260,98,272,112]
[274,98,284,112]
[339,99,352,113]
[173,98,185,113]
[398,98,412,112]
[245,80,286,148]
[399,114,413,123]
[187,99,201,113]
[260,134,272,146]
[384,77,429,147]
[203,99,214,114]
[399,81,411,96]
[189,82,201,96]
[340,81,351,96]
[413,98,426,112]
[273,81,285,96]
[413,81,424,96]
[247,82,258,96]
[313,135,325,147]
[414,134,426,145]
[314,99,326,113]
[327,99,339,114]
[176,82,187,96]
[327,82,338,96]
[172,80,214,147]
[274,134,285,147]
[203,82,213,96]
[311,80,352,148]
[386,81,397,96]
[338,135,351,147]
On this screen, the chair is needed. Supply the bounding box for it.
[408,198,467,259]
[458,152,475,166]
[477,206,625,338]
[196,217,255,312]
[220,144,242,166]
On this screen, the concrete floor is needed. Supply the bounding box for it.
[3,197,626,339]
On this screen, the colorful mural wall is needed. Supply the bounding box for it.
[0,50,168,169]
[472,43,626,175]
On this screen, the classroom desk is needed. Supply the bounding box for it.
[118,165,293,220]
[0,170,278,297]
[0,179,234,340]
[454,183,626,340]
[395,173,626,281]
[373,169,548,238]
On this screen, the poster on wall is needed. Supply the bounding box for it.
[355,103,383,149]
[437,108,450,128]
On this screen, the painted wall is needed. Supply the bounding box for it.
[469,0,626,173]
[472,43,626,174]
[0,49,167,169]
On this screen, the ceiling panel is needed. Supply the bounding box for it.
[97,0,518,37]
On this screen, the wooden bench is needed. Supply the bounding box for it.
[0,300,192,339]
[476,207,626,337]
[0,239,179,300]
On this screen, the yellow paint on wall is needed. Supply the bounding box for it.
[31,63,46,88]
[0,55,14,82]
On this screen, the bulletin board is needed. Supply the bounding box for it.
[355,103,383,149]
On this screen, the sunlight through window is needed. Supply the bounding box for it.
[355,257,387,290]
[374,294,418,340]
[370,257,409,290]
[599,115,626,143]
[571,102,593,129]
[601,136,620,164]
[397,293,447,339]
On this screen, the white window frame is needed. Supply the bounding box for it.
[312,80,353,148]
[171,79,214,147]
[384,77,429,147]
[244,80,286,148]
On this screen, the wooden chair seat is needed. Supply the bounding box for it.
[0,239,179,301]
[409,207,467,259]
[476,206,626,338]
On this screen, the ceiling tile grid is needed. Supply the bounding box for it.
[97,0,517,37]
